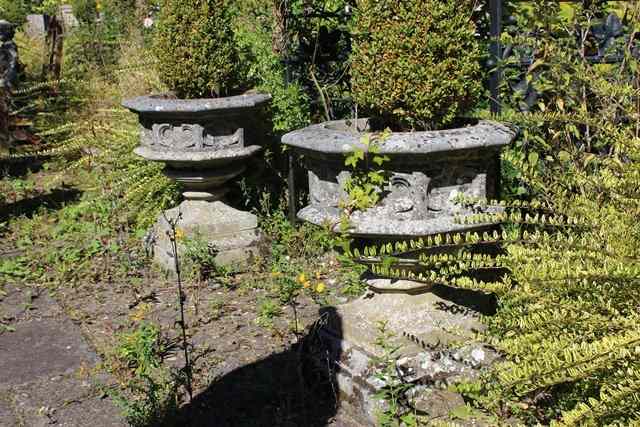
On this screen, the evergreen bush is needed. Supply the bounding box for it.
[232,0,310,133]
[154,0,242,99]
[0,0,30,25]
[354,3,640,425]
[350,0,483,130]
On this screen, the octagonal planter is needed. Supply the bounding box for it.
[282,118,516,238]
[122,93,271,272]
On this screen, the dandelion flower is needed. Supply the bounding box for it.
[315,282,326,293]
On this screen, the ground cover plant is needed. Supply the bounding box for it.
[2,1,640,426]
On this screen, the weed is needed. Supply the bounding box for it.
[336,255,368,297]
[208,298,226,321]
[0,257,30,282]
[182,231,227,281]
[255,297,283,328]
[110,371,180,427]
[342,131,391,213]
[110,322,181,426]
[372,320,419,427]
[116,322,163,377]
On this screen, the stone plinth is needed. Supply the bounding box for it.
[152,201,261,273]
[311,289,498,426]
[282,119,516,238]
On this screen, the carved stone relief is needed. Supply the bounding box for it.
[142,123,244,151]
[376,172,431,220]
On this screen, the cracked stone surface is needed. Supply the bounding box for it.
[313,287,499,426]
[0,285,124,427]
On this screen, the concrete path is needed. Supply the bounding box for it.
[0,283,124,427]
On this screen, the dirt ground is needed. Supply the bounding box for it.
[0,269,363,426]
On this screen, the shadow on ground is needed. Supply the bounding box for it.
[0,187,81,222]
[165,307,343,427]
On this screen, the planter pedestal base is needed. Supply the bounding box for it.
[311,289,497,426]
[151,200,261,274]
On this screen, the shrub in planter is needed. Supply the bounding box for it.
[153,0,243,98]
[350,0,483,130]
[282,0,513,240]
[123,0,271,273]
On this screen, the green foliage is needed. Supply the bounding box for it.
[336,255,367,296]
[255,296,283,328]
[372,321,419,427]
[69,112,179,231]
[154,0,242,98]
[111,373,179,427]
[286,0,354,122]
[259,195,339,271]
[0,113,178,288]
[357,4,640,425]
[182,231,228,281]
[208,297,225,320]
[233,0,309,133]
[63,0,138,76]
[0,0,31,24]
[111,322,180,426]
[351,0,482,130]
[116,322,163,377]
[0,256,30,279]
[342,130,390,212]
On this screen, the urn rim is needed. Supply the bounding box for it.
[281,118,516,155]
[122,92,272,115]
[133,145,262,163]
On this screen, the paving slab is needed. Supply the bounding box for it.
[0,289,125,426]
[0,284,63,324]
[0,318,99,387]
[12,376,123,427]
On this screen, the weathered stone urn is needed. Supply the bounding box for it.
[282,118,516,238]
[122,93,271,272]
[284,118,516,425]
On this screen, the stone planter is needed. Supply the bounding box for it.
[282,118,516,238]
[284,118,515,424]
[122,93,271,272]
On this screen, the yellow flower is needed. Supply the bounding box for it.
[297,273,307,284]
[315,271,322,280]
[303,281,311,289]
[174,228,185,241]
[315,282,326,293]
[129,303,150,322]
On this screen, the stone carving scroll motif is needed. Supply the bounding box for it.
[379,172,431,220]
[150,124,244,151]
